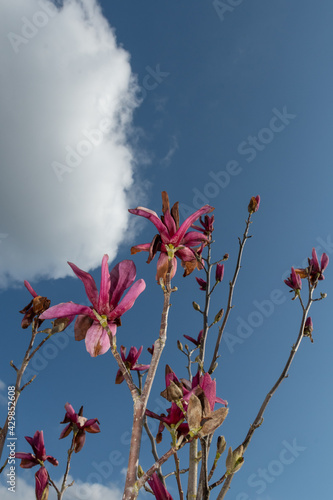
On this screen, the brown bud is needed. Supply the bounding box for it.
[192,301,201,312]
[217,435,226,455]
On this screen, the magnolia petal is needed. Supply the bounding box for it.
[83,419,100,433]
[176,247,197,262]
[110,279,146,319]
[130,243,151,254]
[148,472,174,500]
[68,261,99,309]
[40,302,94,320]
[321,252,329,271]
[74,315,94,341]
[74,430,86,453]
[24,280,38,298]
[15,453,37,468]
[59,423,72,440]
[171,205,214,246]
[98,254,111,315]
[187,394,203,432]
[132,363,150,372]
[182,231,208,247]
[109,260,137,308]
[85,324,111,357]
[45,455,59,466]
[199,407,229,437]
[156,253,177,283]
[163,209,177,237]
[128,207,169,239]
[115,369,125,384]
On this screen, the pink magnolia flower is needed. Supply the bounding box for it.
[16,430,58,500]
[115,346,150,384]
[16,430,58,468]
[183,330,203,347]
[60,403,100,453]
[129,191,214,282]
[284,267,302,296]
[148,472,174,500]
[146,403,189,444]
[40,256,146,357]
[191,214,215,236]
[182,371,228,410]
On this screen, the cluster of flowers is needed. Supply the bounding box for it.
[16,404,100,500]
[17,191,329,500]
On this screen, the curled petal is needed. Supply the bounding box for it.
[83,419,100,433]
[68,261,98,309]
[128,207,168,239]
[130,243,151,255]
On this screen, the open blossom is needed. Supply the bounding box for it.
[191,214,214,236]
[40,256,145,357]
[115,346,150,384]
[129,191,214,282]
[148,472,174,500]
[146,403,189,443]
[16,430,58,500]
[19,281,50,329]
[60,403,100,453]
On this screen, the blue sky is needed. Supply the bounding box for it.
[1,1,333,499]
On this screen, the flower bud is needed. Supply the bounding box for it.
[192,301,201,312]
[226,445,244,474]
[215,264,224,283]
[217,436,226,455]
[213,308,224,324]
[248,195,260,214]
[177,340,183,351]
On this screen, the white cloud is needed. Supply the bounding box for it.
[0,0,144,288]
[0,476,122,500]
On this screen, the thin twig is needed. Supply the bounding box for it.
[208,214,252,375]
[215,283,314,499]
